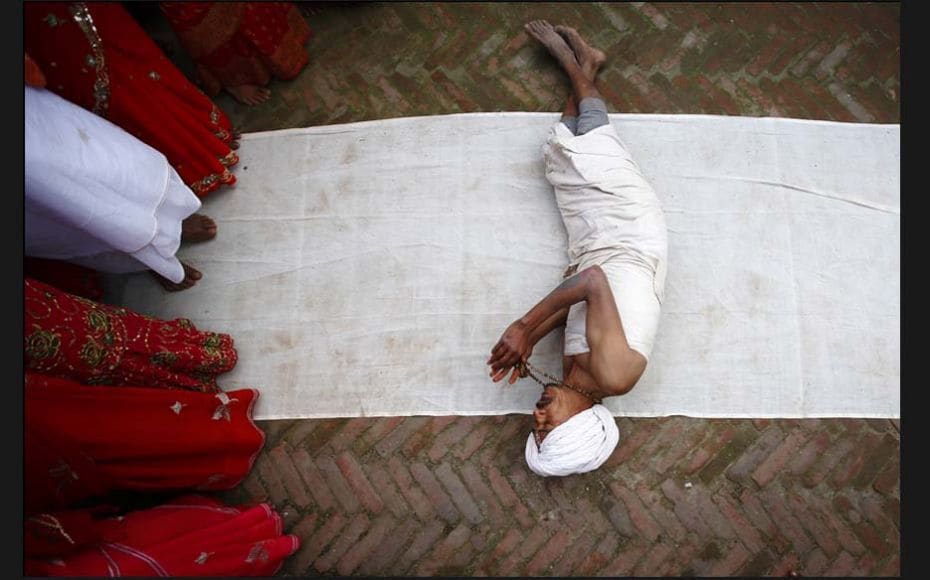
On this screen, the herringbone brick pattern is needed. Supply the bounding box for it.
[223,416,900,576]
[137,2,900,576]
[206,2,899,130]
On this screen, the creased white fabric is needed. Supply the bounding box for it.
[109,113,900,420]
[545,121,668,359]
[25,87,201,283]
[525,404,620,477]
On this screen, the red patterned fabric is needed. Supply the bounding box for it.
[161,2,311,96]
[25,277,236,392]
[25,495,299,576]
[26,373,265,513]
[24,2,238,196]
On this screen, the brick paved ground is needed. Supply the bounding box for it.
[138,2,900,576]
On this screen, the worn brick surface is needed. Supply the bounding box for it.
[132,2,901,576]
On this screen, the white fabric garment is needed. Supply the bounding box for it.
[524,404,620,477]
[544,121,668,359]
[25,87,201,283]
[109,113,900,420]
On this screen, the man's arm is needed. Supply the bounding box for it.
[529,307,569,347]
[487,268,597,382]
[489,307,570,384]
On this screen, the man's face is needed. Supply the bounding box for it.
[532,385,578,446]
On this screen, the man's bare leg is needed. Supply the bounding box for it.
[555,25,606,80]
[524,20,602,105]
[555,25,607,133]
[560,91,580,134]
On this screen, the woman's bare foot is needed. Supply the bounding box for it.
[554,25,606,79]
[152,261,202,292]
[524,20,580,70]
[181,214,217,243]
[226,84,272,106]
[230,129,242,150]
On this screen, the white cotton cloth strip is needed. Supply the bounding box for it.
[525,404,621,477]
[108,112,900,420]
[25,87,201,283]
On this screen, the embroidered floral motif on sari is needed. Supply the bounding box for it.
[25,278,237,392]
[26,330,61,362]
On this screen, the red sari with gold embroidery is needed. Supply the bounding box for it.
[25,278,262,512]
[25,277,236,392]
[25,495,299,576]
[24,2,238,196]
[161,2,311,96]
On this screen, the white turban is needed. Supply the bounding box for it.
[525,404,620,477]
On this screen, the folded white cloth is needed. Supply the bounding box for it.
[524,403,620,477]
[25,87,201,283]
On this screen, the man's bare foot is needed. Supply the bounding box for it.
[524,20,580,70]
[181,214,217,243]
[152,261,202,292]
[226,84,271,106]
[554,25,606,79]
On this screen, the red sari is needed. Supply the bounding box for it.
[25,277,236,392]
[25,495,299,576]
[161,2,311,96]
[26,373,265,513]
[24,2,238,196]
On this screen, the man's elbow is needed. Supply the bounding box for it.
[602,361,646,397]
[603,376,638,397]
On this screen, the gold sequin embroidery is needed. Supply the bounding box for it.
[26,330,61,361]
[219,150,238,167]
[189,165,236,195]
[151,351,179,367]
[69,3,110,116]
[80,337,106,368]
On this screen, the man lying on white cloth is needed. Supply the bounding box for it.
[488,21,668,477]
